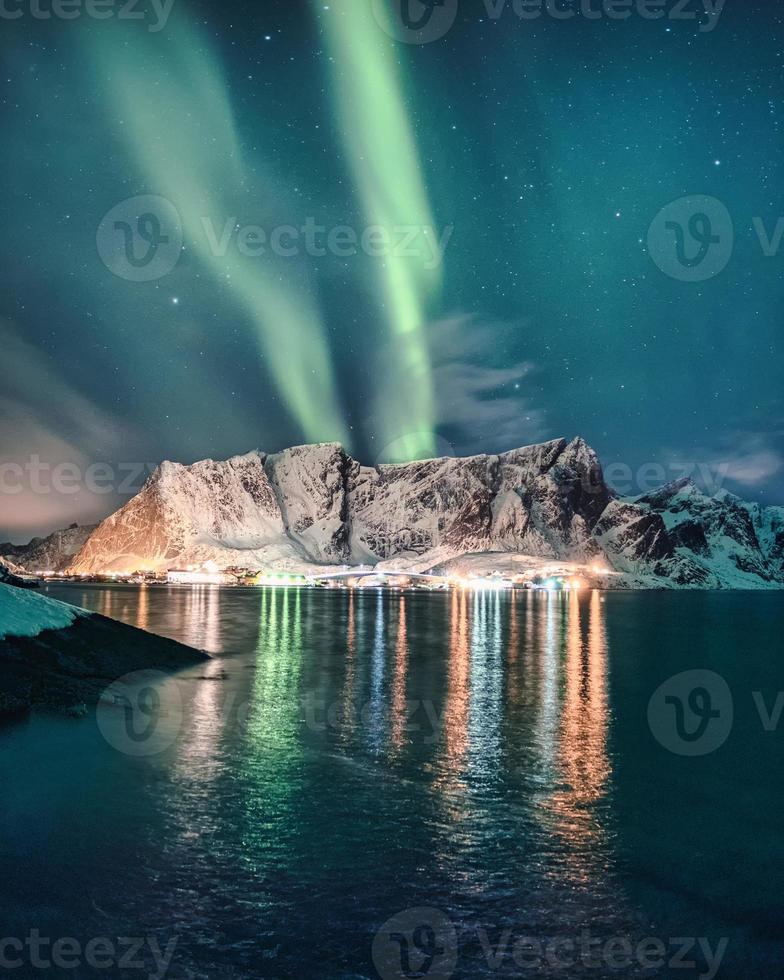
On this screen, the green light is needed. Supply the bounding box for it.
[85,14,349,448]
[314,0,441,460]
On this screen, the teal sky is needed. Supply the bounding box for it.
[1,0,782,539]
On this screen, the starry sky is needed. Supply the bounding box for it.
[1,0,783,541]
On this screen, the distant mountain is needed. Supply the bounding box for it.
[2,523,97,574]
[63,440,784,589]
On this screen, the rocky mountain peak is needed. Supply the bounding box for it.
[44,437,784,589]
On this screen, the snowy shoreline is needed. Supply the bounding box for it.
[0,582,208,718]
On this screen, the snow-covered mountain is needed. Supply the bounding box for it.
[64,439,784,589]
[1,523,97,574]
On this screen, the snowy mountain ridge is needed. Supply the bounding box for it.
[58,439,784,589]
[1,523,97,574]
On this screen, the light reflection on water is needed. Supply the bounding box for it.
[21,582,783,977]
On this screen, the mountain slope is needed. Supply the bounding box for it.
[1,523,97,573]
[65,440,784,589]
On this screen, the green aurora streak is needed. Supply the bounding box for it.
[314,0,440,462]
[85,15,350,449]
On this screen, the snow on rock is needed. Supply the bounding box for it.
[0,582,82,639]
[70,451,298,574]
[347,452,496,561]
[0,583,208,716]
[64,439,784,589]
[1,523,97,573]
[635,479,781,588]
[265,443,351,563]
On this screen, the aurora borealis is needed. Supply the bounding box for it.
[315,0,442,462]
[1,0,783,539]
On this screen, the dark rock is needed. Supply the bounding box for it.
[0,610,208,718]
[669,520,710,555]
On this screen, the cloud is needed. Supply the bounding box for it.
[715,437,783,488]
[0,321,142,540]
[428,317,547,455]
[663,429,784,496]
[0,321,130,453]
[367,315,547,462]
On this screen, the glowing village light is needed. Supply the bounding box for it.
[254,571,307,588]
[451,575,512,591]
[167,565,234,585]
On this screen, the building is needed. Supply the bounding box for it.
[167,567,237,586]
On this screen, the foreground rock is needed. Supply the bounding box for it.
[0,560,40,589]
[0,583,208,718]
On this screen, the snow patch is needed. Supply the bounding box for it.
[0,583,84,640]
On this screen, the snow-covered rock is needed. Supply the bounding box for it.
[634,478,783,588]
[64,440,784,589]
[1,523,96,573]
[0,583,207,716]
[266,443,351,563]
[0,561,42,589]
[0,582,80,639]
[70,451,300,574]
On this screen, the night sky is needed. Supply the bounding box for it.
[1,0,783,541]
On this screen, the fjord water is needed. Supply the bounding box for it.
[1,586,782,978]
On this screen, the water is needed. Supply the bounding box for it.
[1,584,782,979]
